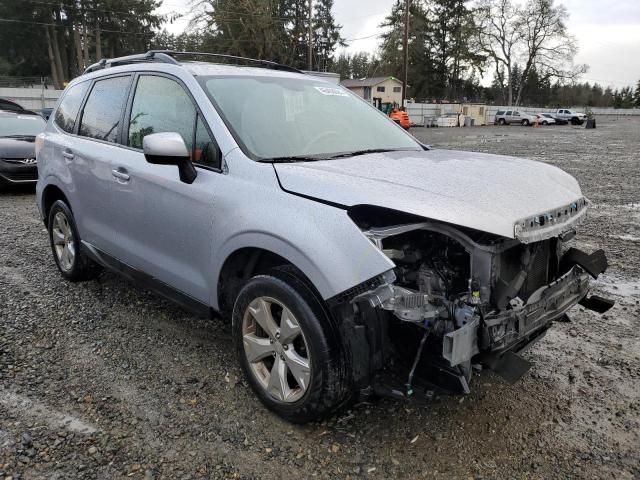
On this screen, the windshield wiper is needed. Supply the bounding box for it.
[326,148,405,159]
[260,155,326,163]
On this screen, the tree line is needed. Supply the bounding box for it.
[0,0,638,108]
[0,0,164,89]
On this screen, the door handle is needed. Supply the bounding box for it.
[111,169,130,181]
[62,150,74,160]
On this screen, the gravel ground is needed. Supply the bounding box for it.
[1,117,639,479]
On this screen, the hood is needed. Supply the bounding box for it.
[0,137,36,160]
[274,149,584,239]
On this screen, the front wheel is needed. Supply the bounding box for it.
[521,119,530,126]
[232,267,351,423]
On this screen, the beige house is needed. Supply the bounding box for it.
[341,76,404,106]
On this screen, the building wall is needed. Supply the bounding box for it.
[346,86,365,98]
[343,79,403,105]
[370,79,403,105]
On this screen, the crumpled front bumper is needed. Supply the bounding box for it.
[442,265,590,367]
[444,247,612,369]
[481,265,590,353]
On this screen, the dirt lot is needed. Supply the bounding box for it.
[1,117,639,479]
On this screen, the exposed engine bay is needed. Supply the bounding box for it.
[336,209,614,400]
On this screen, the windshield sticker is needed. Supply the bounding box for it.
[284,91,305,122]
[314,86,349,97]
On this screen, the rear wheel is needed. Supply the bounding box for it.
[498,118,506,125]
[232,267,351,423]
[48,200,102,282]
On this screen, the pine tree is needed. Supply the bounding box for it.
[313,0,345,71]
[634,80,640,108]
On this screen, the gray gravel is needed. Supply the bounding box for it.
[1,117,639,479]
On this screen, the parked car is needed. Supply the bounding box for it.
[539,112,568,125]
[494,110,537,126]
[554,109,586,125]
[0,98,26,112]
[0,110,46,186]
[536,113,556,125]
[36,51,613,423]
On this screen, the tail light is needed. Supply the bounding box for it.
[35,133,45,159]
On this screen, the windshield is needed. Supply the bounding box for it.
[199,75,420,160]
[0,114,46,137]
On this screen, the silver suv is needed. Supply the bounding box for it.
[494,110,537,126]
[36,51,612,423]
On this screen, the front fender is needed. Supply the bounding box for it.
[211,159,394,309]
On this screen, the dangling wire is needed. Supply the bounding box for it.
[406,329,430,397]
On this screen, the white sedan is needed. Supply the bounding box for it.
[537,113,557,125]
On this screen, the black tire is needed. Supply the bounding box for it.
[571,117,581,125]
[498,118,506,125]
[48,200,102,282]
[542,121,548,125]
[232,266,351,423]
[521,119,530,126]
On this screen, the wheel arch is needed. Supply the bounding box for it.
[41,183,71,226]
[214,242,328,316]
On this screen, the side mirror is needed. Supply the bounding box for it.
[143,132,197,184]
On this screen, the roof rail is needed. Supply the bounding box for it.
[147,50,303,74]
[82,50,302,76]
[83,51,179,75]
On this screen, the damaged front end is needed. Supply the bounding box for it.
[333,206,613,401]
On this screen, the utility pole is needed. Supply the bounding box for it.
[308,0,313,71]
[401,0,410,108]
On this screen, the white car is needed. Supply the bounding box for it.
[536,114,556,125]
[554,109,587,125]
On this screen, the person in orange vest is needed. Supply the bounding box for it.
[389,107,410,130]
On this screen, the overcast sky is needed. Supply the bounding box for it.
[158,0,640,88]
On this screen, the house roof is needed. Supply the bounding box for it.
[340,76,402,88]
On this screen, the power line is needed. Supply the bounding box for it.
[0,17,156,36]
[344,32,384,42]
[19,0,312,23]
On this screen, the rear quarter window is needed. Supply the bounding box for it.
[54,81,90,133]
[496,110,505,115]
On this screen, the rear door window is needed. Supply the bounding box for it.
[54,81,90,133]
[78,75,131,143]
[496,110,505,115]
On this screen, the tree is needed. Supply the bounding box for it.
[313,0,345,71]
[476,0,586,106]
[189,0,344,70]
[0,0,164,88]
[378,0,483,102]
[634,81,640,108]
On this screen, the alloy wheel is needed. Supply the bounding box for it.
[242,296,311,403]
[52,211,75,271]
